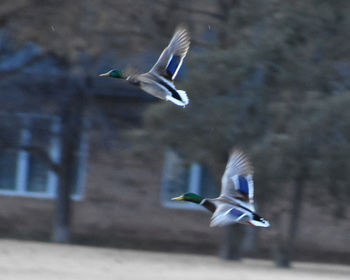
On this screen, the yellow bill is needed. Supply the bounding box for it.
[171,195,184,201]
[99,72,110,77]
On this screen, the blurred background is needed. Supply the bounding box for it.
[0,0,349,270]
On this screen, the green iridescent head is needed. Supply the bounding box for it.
[99,69,124,79]
[171,192,204,204]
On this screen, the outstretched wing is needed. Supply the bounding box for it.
[149,25,190,81]
[210,204,250,227]
[221,149,254,203]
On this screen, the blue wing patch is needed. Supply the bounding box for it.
[238,176,249,195]
[166,55,181,78]
[229,207,244,218]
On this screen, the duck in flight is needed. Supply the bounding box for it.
[172,149,270,227]
[99,25,190,107]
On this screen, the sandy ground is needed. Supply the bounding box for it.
[0,239,349,280]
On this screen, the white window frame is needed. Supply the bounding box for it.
[0,113,87,200]
[160,149,217,210]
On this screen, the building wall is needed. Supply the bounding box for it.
[0,126,349,262]
[72,143,221,253]
[71,142,350,259]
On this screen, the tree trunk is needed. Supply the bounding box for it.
[52,163,72,243]
[275,166,306,267]
[217,0,238,49]
[52,87,86,243]
[219,224,245,260]
[51,126,75,243]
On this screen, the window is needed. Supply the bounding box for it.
[0,113,87,199]
[161,149,219,209]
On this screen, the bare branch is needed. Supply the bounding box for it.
[19,144,61,174]
[154,0,224,20]
[0,139,61,174]
[0,54,44,80]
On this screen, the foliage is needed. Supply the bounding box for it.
[0,0,194,60]
[145,0,350,210]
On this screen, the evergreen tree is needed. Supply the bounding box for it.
[145,0,350,266]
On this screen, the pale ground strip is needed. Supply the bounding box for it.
[0,239,349,280]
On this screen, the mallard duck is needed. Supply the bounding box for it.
[172,149,270,227]
[99,25,190,107]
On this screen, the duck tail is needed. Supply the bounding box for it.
[166,90,189,107]
[177,90,189,106]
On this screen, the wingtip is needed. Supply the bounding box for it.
[229,147,245,157]
[173,24,191,44]
[228,148,254,174]
[175,23,189,33]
